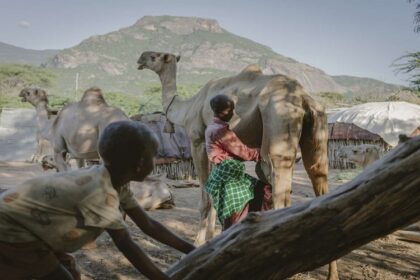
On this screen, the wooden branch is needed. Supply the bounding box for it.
[394,230,420,243]
[168,136,420,280]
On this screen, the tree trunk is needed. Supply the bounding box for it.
[167,136,420,280]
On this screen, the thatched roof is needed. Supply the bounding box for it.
[131,113,192,160]
[328,122,383,142]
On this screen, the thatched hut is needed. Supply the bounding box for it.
[327,122,390,169]
[328,102,420,169]
[131,113,196,180]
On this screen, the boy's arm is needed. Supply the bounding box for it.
[220,130,260,161]
[107,228,169,280]
[125,206,196,254]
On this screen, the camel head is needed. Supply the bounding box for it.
[41,155,57,171]
[137,51,180,73]
[19,87,48,106]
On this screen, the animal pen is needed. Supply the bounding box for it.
[131,113,196,180]
[328,122,391,169]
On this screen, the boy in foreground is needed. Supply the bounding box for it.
[0,120,195,280]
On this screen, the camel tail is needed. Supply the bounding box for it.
[299,94,329,194]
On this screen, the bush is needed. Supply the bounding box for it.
[318,92,344,102]
[103,92,141,116]
[0,95,32,109]
[0,64,56,95]
[48,95,71,110]
[137,84,202,114]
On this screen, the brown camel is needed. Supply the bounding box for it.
[20,87,128,172]
[137,52,338,279]
[40,155,175,210]
[18,88,55,162]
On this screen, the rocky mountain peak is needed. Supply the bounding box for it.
[134,15,223,34]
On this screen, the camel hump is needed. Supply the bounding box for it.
[80,87,106,105]
[239,64,263,75]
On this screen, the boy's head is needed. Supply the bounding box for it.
[98,121,159,181]
[210,94,235,122]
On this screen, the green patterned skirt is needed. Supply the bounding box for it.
[205,159,258,223]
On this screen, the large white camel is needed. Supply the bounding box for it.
[21,87,176,211]
[137,52,338,279]
[20,87,128,172]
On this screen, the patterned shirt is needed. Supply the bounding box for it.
[205,117,260,165]
[0,165,139,252]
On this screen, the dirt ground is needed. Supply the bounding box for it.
[0,161,419,280]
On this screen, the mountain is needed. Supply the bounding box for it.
[1,16,406,99]
[0,42,59,66]
[332,75,402,96]
[43,16,344,95]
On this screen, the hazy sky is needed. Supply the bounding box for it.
[0,0,419,85]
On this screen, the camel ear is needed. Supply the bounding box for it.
[176,55,181,62]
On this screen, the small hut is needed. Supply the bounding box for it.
[131,113,196,180]
[327,102,420,169]
[327,122,390,169]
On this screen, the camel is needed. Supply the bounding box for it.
[40,155,175,210]
[18,88,55,162]
[137,52,338,279]
[338,144,381,168]
[130,175,175,210]
[20,87,128,172]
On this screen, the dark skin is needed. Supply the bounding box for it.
[105,150,195,280]
[213,98,235,122]
[41,129,195,280]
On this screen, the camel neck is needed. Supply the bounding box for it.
[35,101,49,122]
[35,101,51,140]
[158,64,195,127]
[159,63,178,111]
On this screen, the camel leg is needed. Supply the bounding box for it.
[300,108,338,280]
[260,107,302,208]
[31,134,42,163]
[196,188,212,245]
[191,140,212,245]
[207,207,217,240]
[75,159,84,168]
[299,136,328,196]
[54,137,69,172]
[265,149,298,208]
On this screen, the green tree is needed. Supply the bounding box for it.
[0,64,56,94]
[393,1,420,92]
[103,92,142,116]
[393,52,420,90]
[408,0,420,33]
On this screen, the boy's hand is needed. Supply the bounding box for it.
[125,206,196,254]
[107,228,169,280]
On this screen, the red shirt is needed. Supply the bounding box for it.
[205,117,260,165]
